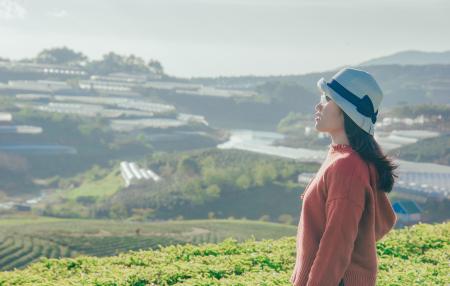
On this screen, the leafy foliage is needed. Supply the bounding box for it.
[0,218,296,272]
[86,52,164,75]
[35,46,87,66]
[387,104,450,120]
[0,221,447,285]
[95,149,317,220]
[388,134,450,165]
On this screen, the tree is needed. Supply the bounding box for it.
[259,214,271,222]
[279,163,296,179]
[203,168,227,186]
[148,59,164,75]
[87,52,156,75]
[207,211,215,219]
[131,208,155,221]
[177,157,200,176]
[76,196,97,206]
[205,184,221,200]
[35,46,87,66]
[236,174,252,190]
[278,214,294,225]
[253,163,277,187]
[184,179,205,205]
[109,203,128,219]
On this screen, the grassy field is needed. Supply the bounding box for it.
[0,221,447,285]
[62,171,123,200]
[0,216,296,271]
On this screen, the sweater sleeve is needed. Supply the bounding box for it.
[306,157,366,286]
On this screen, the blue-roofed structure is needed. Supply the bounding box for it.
[392,200,423,226]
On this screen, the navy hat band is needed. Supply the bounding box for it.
[326,79,378,124]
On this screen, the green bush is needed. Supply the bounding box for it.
[0,222,447,285]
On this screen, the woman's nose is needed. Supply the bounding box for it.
[315,102,322,111]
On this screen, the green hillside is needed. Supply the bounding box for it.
[0,221,447,285]
[359,50,450,66]
[388,133,450,165]
[0,217,296,272]
[42,149,317,222]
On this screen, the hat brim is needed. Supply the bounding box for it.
[317,77,374,135]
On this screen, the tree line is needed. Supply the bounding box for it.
[1,46,165,76]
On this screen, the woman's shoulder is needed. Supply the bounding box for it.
[331,151,367,168]
[325,152,369,179]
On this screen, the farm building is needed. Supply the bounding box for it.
[374,129,440,151]
[392,200,423,226]
[297,172,316,185]
[13,204,31,212]
[0,125,42,134]
[0,61,86,76]
[90,73,149,83]
[78,80,139,96]
[0,113,12,122]
[0,80,72,93]
[120,161,161,187]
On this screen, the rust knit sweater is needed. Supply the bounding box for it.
[290,143,397,286]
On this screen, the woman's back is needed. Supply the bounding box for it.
[290,143,397,286]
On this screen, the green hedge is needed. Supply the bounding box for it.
[0,222,448,286]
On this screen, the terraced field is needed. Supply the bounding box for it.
[0,235,72,271]
[0,216,296,271]
[0,221,448,285]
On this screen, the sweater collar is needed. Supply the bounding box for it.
[329,143,353,153]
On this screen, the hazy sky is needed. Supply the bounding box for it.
[1,0,449,77]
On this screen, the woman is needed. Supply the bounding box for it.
[290,67,398,286]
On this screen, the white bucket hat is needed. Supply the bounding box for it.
[317,67,383,135]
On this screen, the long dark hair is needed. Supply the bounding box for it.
[342,113,399,193]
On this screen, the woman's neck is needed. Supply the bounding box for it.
[329,130,350,146]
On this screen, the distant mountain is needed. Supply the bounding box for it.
[360,50,450,66]
[192,64,450,108]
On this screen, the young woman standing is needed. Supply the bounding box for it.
[290,68,398,286]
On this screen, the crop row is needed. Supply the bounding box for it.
[0,235,71,271]
[0,222,447,285]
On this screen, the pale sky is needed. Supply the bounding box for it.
[1,0,449,77]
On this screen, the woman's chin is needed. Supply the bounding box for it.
[314,123,322,132]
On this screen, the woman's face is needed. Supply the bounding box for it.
[314,93,345,133]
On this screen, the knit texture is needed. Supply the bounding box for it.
[290,143,397,286]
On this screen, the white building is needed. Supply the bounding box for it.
[120,161,161,187]
[0,125,42,134]
[297,172,316,185]
[0,113,12,122]
[0,61,86,76]
[177,113,208,126]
